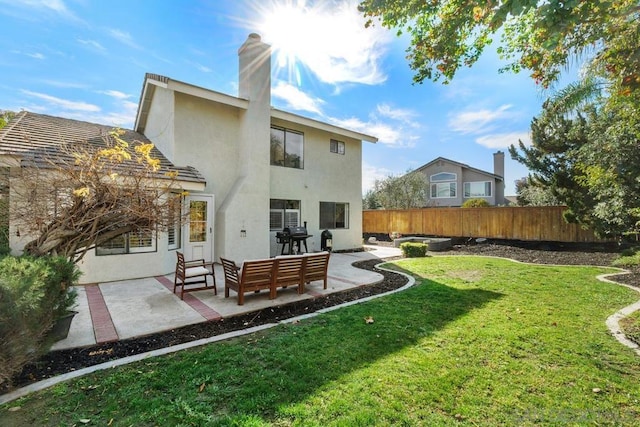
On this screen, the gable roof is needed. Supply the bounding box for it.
[0,111,206,185]
[135,73,378,143]
[414,156,503,181]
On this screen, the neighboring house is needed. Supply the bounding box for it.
[413,152,506,207]
[0,33,377,284]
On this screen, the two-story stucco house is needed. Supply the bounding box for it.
[0,33,377,284]
[414,151,506,207]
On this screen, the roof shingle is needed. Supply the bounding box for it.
[0,111,205,184]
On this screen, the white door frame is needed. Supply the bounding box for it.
[183,194,214,262]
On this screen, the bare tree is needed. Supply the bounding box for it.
[11,129,185,263]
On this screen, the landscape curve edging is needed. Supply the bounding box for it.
[1,259,414,405]
[599,271,640,356]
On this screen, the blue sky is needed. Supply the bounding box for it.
[0,0,559,196]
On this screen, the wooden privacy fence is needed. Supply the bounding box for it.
[363,206,609,243]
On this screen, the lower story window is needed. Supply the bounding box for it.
[270,199,300,230]
[464,181,492,198]
[167,195,182,250]
[96,230,156,255]
[431,182,456,198]
[320,202,349,229]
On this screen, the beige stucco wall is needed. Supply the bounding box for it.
[143,87,175,161]
[269,118,363,256]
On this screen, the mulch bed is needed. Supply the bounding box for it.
[3,241,639,394]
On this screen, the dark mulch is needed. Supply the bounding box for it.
[3,241,639,394]
[3,259,407,393]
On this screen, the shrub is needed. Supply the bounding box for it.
[462,198,490,208]
[0,255,81,388]
[400,242,429,257]
[612,247,640,267]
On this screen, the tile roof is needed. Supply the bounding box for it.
[0,111,205,184]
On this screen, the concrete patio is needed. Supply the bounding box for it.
[53,246,402,351]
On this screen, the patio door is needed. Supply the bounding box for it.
[183,194,214,262]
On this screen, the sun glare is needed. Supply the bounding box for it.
[241,0,390,87]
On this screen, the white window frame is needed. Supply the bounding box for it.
[464,181,492,198]
[96,230,157,256]
[270,199,301,231]
[431,182,457,199]
[430,172,457,182]
[167,195,182,251]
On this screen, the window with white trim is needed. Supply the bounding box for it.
[320,202,349,229]
[167,195,181,250]
[270,199,300,230]
[430,172,457,198]
[464,181,492,198]
[330,139,345,155]
[96,229,157,255]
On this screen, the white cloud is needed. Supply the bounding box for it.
[196,64,212,73]
[11,50,45,59]
[272,81,324,115]
[108,28,140,49]
[34,100,138,128]
[26,52,45,59]
[475,132,531,149]
[98,90,132,100]
[326,101,421,148]
[329,115,411,148]
[21,90,101,112]
[101,100,138,127]
[255,0,392,86]
[39,79,88,89]
[78,38,106,52]
[362,162,393,194]
[376,103,419,126]
[448,104,514,134]
[1,0,83,22]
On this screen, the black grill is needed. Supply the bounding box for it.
[283,226,308,237]
[276,226,312,255]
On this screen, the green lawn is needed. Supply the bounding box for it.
[2,256,640,426]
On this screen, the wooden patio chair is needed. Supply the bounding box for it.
[221,258,276,305]
[273,255,305,295]
[303,251,330,290]
[174,251,216,299]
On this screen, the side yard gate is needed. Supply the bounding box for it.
[363,206,609,243]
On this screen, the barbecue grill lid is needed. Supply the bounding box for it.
[283,226,307,235]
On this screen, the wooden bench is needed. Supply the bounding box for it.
[221,258,276,305]
[273,255,305,295]
[221,252,331,305]
[174,252,216,300]
[302,251,330,292]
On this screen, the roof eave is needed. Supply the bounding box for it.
[135,74,250,133]
[271,108,377,143]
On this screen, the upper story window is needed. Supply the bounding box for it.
[464,181,492,198]
[330,139,345,155]
[271,127,304,169]
[430,172,457,182]
[430,172,457,198]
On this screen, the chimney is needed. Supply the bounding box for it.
[493,150,505,178]
[238,33,271,102]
